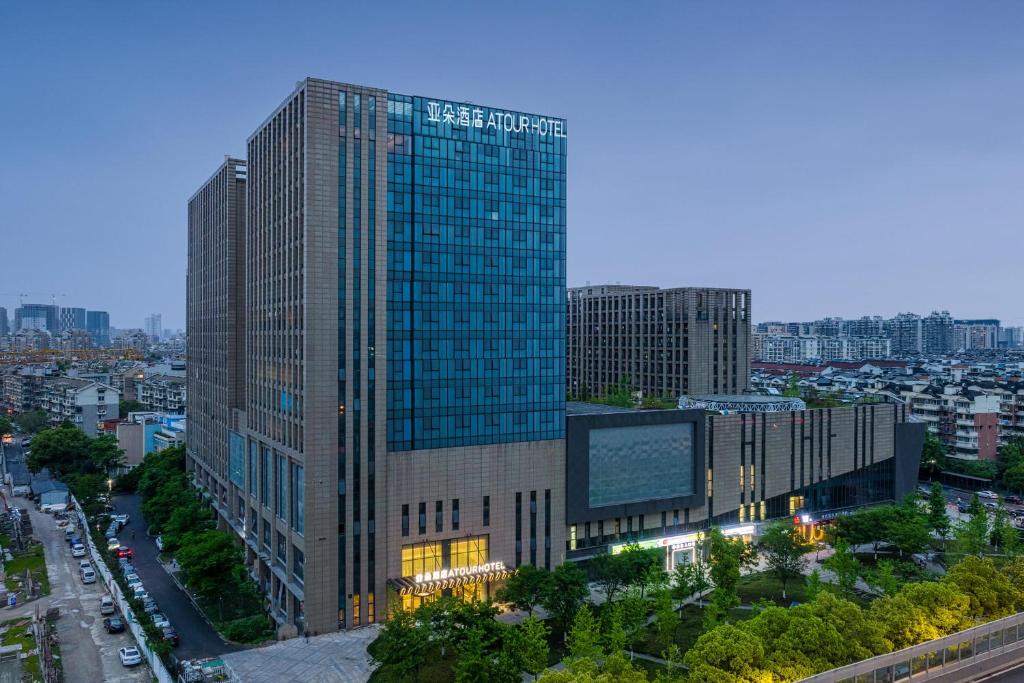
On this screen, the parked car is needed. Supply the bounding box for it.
[119,646,142,667]
[115,547,133,560]
[978,490,999,499]
[100,595,116,615]
[112,514,129,526]
[132,587,148,601]
[121,564,136,576]
[55,518,69,529]
[1006,495,1022,505]
[142,598,159,615]
[104,617,125,633]
[161,626,179,646]
[80,567,96,584]
[958,502,970,513]
[68,535,82,547]
[64,528,76,542]
[151,613,170,629]
[985,502,998,511]
[107,539,121,552]
[78,560,92,572]
[71,543,86,558]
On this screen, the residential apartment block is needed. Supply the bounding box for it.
[567,285,751,399]
[39,377,119,437]
[137,374,186,415]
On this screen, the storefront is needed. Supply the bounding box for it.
[389,534,515,611]
[609,524,756,572]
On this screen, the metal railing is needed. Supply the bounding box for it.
[798,611,1024,682]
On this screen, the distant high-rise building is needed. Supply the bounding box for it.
[889,313,922,355]
[86,311,110,347]
[0,307,8,336]
[999,326,1023,349]
[567,285,751,398]
[954,319,1000,351]
[922,310,954,354]
[58,306,87,331]
[14,303,58,333]
[847,316,886,338]
[144,313,162,341]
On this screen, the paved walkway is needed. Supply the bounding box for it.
[220,625,380,683]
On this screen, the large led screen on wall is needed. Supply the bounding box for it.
[588,422,695,507]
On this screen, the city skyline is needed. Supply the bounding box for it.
[3,2,1024,328]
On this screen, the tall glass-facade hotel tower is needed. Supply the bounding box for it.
[188,78,567,633]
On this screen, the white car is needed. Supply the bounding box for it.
[151,612,170,629]
[78,560,92,571]
[71,543,86,558]
[978,490,999,499]
[107,539,121,551]
[119,646,142,666]
[112,514,129,525]
[100,595,116,615]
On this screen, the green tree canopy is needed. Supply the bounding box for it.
[174,529,245,601]
[496,563,551,615]
[757,520,812,600]
[12,409,48,434]
[942,556,1019,621]
[540,562,590,628]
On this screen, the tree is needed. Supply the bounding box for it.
[160,501,214,553]
[455,628,493,683]
[653,590,679,651]
[864,559,901,596]
[26,422,92,476]
[517,616,550,681]
[885,499,932,558]
[919,431,946,477]
[684,624,770,683]
[0,416,12,437]
[174,529,245,601]
[12,409,48,434]
[496,564,551,615]
[822,538,861,598]
[670,557,711,608]
[88,433,125,471]
[1004,463,1024,493]
[540,562,590,631]
[757,520,812,600]
[619,546,665,598]
[119,399,145,415]
[783,373,801,398]
[952,494,990,557]
[566,606,602,664]
[369,607,429,681]
[704,527,755,628]
[942,556,1019,621]
[926,481,951,547]
[805,569,824,601]
[991,502,1020,555]
[590,552,630,604]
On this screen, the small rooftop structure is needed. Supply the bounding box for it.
[679,394,807,413]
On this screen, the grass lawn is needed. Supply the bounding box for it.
[1,617,41,679]
[736,571,807,606]
[3,544,50,596]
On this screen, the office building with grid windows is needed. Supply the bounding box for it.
[567,284,752,401]
[188,78,567,635]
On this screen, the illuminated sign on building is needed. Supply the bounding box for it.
[609,525,756,555]
[389,561,516,596]
[425,101,567,139]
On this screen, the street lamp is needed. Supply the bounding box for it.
[107,479,113,494]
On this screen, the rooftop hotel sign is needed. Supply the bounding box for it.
[426,101,567,138]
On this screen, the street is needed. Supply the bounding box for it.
[12,494,149,683]
[111,492,240,660]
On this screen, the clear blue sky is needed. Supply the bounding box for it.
[2,1,1022,329]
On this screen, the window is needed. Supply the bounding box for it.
[401,504,409,537]
[261,448,271,508]
[482,496,490,527]
[276,531,287,567]
[418,502,426,535]
[435,501,443,533]
[452,499,460,531]
[291,464,304,534]
[293,546,304,584]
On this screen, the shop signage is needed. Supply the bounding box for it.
[610,524,756,555]
[414,561,507,585]
[390,561,515,596]
[426,101,567,138]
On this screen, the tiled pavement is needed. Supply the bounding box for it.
[220,625,380,683]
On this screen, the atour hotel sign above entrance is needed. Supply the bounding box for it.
[426,101,567,138]
[389,561,516,596]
